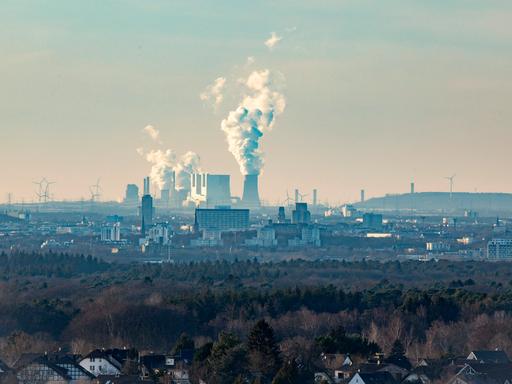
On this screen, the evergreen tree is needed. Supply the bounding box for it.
[172,332,195,356]
[208,332,248,384]
[248,319,281,383]
[272,360,299,384]
[385,339,411,370]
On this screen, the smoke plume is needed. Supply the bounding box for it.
[264,32,282,49]
[221,69,285,175]
[141,149,201,191]
[200,77,226,109]
[143,125,160,141]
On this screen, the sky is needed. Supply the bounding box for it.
[1,0,512,205]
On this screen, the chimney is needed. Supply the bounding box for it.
[242,174,261,208]
[143,177,151,196]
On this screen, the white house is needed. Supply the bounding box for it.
[79,350,122,377]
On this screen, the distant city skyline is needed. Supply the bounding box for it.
[2,1,512,204]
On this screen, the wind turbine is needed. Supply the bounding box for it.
[284,191,293,207]
[298,192,308,202]
[444,174,456,199]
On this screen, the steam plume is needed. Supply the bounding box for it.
[140,149,201,191]
[264,32,282,49]
[221,69,285,175]
[200,77,226,108]
[143,125,160,141]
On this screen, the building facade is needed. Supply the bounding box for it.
[487,239,512,259]
[194,208,249,232]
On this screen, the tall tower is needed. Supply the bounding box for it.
[410,182,415,194]
[312,189,318,207]
[141,177,153,235]
[360,189,365,203]
[242,174,261,208]
[143,177,151,196]
[294,189,299,204]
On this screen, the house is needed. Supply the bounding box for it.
[47,354,95,382]
[319,353,355,383]
[348,372,398,384]
[92,374,153,384]
[449,362,512,384]
[467,350,510,364]
[14,355,73,384]
[403,365,444,384]
[79,350,123,377]
[140,351,192,381]
[315,371,334,384]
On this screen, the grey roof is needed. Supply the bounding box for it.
[468,351,510,364]
[356,371,399,384]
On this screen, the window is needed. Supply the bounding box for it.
[90,366,95,371]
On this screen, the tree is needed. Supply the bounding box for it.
[208,332,248,384]
[172,333,195,356]
[248,320,282,382]
[385,339,411,370]
[272,360,299,384]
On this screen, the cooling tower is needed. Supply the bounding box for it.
[242,174,261,208]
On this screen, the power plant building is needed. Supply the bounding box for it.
[194,208,249,232]
[124,184,139,205]
[292,203,311,224]
[190,173,231,207]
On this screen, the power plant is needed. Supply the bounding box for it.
[241,174,261,208]
[190,173,231,207]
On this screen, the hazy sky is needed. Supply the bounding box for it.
[1,0,512,205]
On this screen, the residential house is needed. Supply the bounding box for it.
[79,350,123,377]
[466,350,510,365]
[449,362,512,384]
[14,355,73,384]
[348,372,398,384]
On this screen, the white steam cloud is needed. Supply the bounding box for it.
[200,77,226,108]
[139,148,201,191]
[264,32,282,49]
[221,69,286,176]
[143,125,160,141]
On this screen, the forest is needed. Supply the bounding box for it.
[2,251,512,382]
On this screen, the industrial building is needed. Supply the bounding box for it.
[292,203,311,224]
[100,223,121,242]
[190,173,231,207]
[147,223,172,246]
[362,213,383,229]
[288,225,321,247]
[124,184,139,205]
[194,208,249,232]
[487,239,512,259]
[245,226,278,247]
[191,229,224,247]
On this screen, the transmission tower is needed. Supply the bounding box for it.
[89,178,102,202]
[33,178,55,204]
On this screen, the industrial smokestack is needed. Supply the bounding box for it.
[144,177,151,196]
[242,174,261,208]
